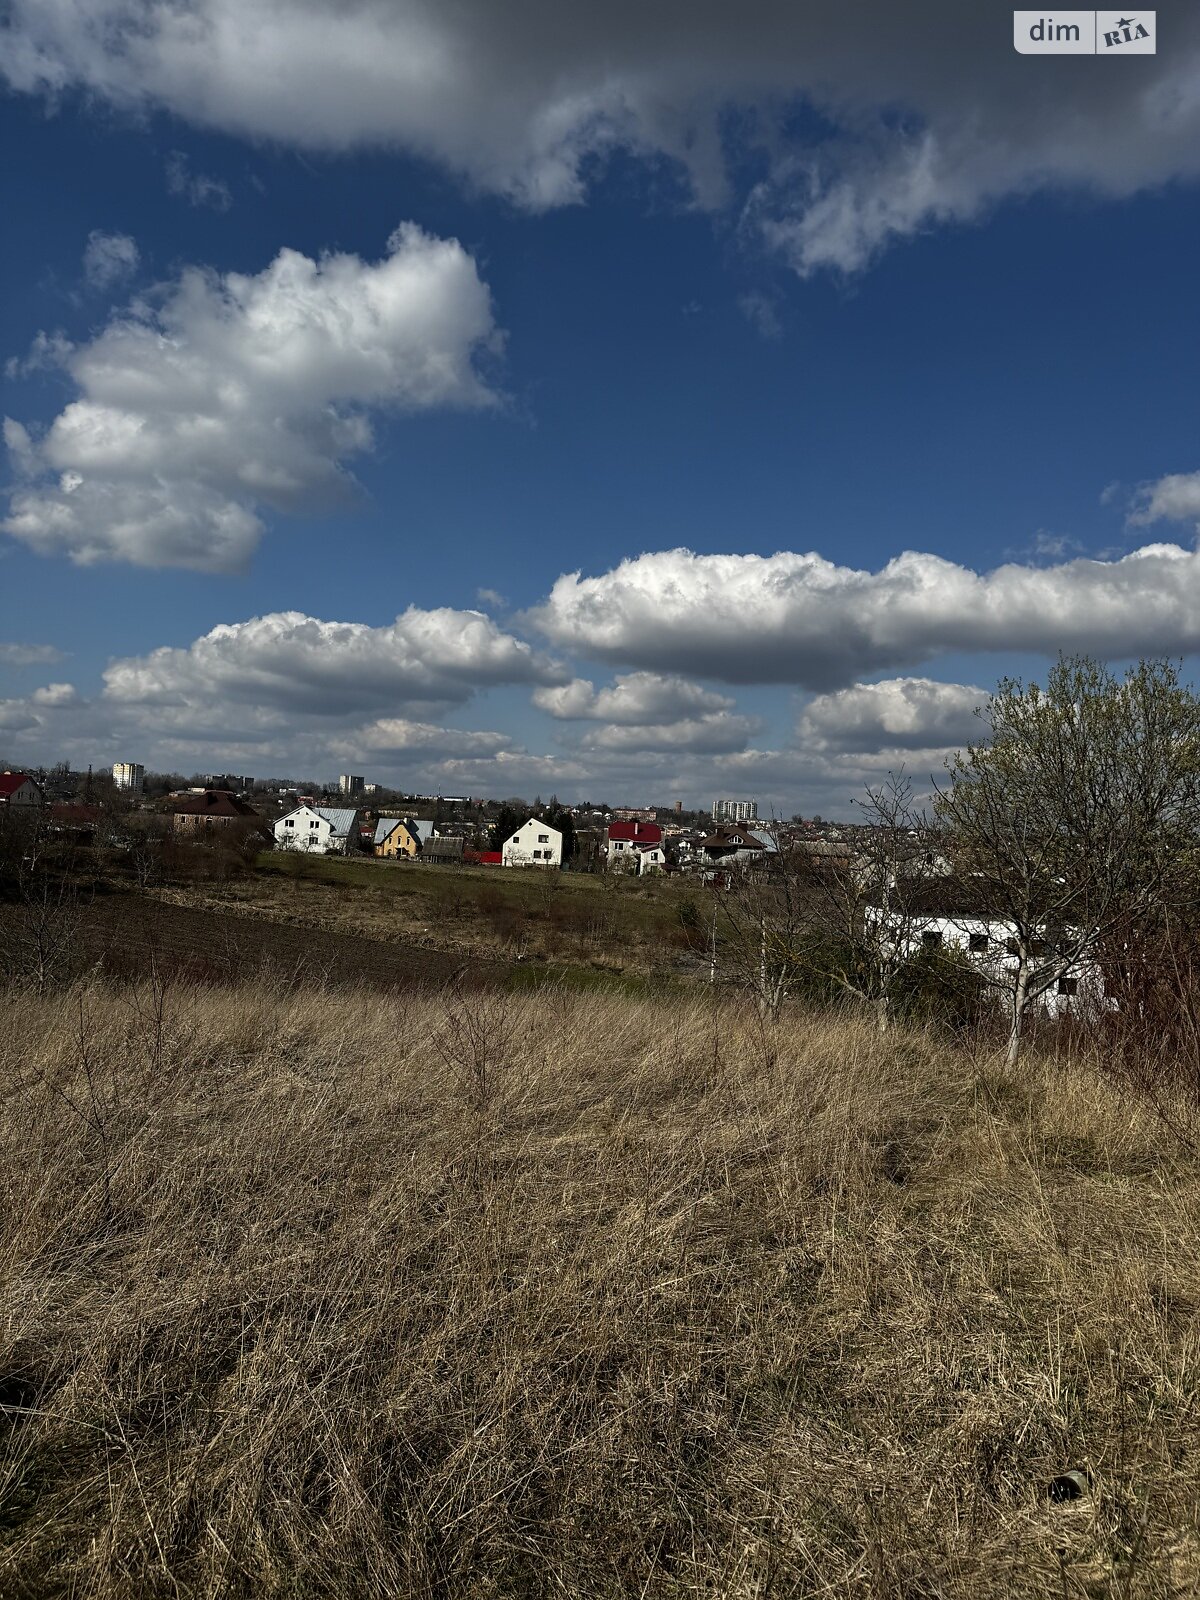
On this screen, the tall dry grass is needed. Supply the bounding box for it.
[1,978,1199,1596]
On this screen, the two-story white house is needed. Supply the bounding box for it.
[273,804,361,856]
[502,818,563,868]
[605,820,662,869]
[864,896,1107,1019]
[634,842,667,875]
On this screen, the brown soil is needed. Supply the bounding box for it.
[27,890,508,991]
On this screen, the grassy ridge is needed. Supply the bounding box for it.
[170,853,704,972]
[2,982,1199,1596]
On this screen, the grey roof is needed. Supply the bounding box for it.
[424,836,463,858]
[311,806,359,836]
[374,816,404,845]
[412,819,436,844]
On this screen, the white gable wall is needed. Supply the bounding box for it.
[273,804,359,856]
[502,818,563,867]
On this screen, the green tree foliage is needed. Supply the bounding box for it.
[488,804,526,852]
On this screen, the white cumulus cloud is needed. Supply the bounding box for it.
[583,712,760,756]
[798,677,988,754]
[1131,471,1200,530]
[30,682,77,707]
[533,670,733,723]
[3,223,501,569]
[103,608,564,718]
[534,670,756,754]
[339,719,516,760]
[530,544,1200,690]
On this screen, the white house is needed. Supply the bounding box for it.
[634,843,667,875]
[605,820,662,869]
[502,818,563,868]
[274,804,361,856]
[865,904,1107,1018]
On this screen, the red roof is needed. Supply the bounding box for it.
[50,803,102,824]
[0,771,38,799]
[608,821,662,844]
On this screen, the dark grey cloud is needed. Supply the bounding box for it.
[5,2,1199,270]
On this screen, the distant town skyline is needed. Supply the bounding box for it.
[3,2,1200,812]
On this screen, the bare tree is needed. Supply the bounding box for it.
[709,828,812,1022]
[936,656,1200,1068]
[0,812,89,994]
[790,772,945,1030]
[708,776,941,1028]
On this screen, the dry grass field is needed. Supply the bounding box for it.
[2,979,1200,1597]
[159,853,702,973]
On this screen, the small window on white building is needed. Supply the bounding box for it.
[969,933,989,953]
[921,930,943,950]
[538,834,548,843]
[1057,976,1078,997]
[285,819,295,827]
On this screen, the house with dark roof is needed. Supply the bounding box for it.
[698,824,769,868]
[633,841,667,875]
[374,817,423,858]
[171,789,262,835]
[423,836,464,864]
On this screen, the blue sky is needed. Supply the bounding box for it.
[2,2,1200,812]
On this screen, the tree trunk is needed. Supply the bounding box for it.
[1006,962,1030,1070]
[874,994,891,1035]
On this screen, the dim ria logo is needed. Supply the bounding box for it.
[1013,11,1155,53]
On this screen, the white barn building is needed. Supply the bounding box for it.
[273,804,361,856]
[865,903,1107,1019]
[502,818,563,868]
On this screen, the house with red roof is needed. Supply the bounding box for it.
[0,771,44,810]
[604,818,662,870]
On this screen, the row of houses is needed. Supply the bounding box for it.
[604,818,776,875]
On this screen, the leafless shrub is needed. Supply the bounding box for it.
[0,817,89,994]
